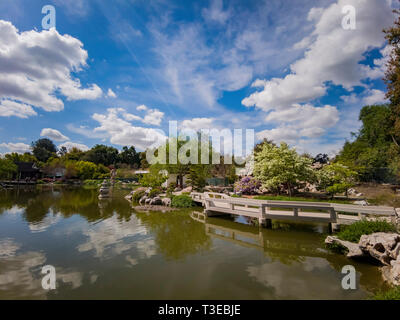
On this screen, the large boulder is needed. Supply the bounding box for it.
[359,233,400,265]
[325,236,365,258]
[382,256,400,286]
[162,198,171,207]
[150,197,162,205]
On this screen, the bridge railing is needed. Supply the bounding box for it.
[191,192,397,224]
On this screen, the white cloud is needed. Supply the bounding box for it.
[92,108,167,150]
[0,142,30,154]
[40,128,69,142]
[136,105,148,111]
[256,127,300,145]
[202,0,231,24]
[181,118,215,131]
[0,20,102,117]
[242,0,393,111]
[0,99,37,118]
[143,108,164,126]
[107,88,117,98]
[58,141,89,152]
[265,104,339,137]
[363,89,387,105]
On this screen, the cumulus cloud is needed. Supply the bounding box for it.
[0,20,102,117]
[181,118,215,131]
[363,89,387,105]
[0,142,31,154]
[92,108,167,150]
[40,128,69,142]
[242,0,393,111]
[0,100,37,118]
[58,141,89,152]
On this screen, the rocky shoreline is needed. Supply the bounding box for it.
[326,232,400,286]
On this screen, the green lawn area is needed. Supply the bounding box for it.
[253,195,353,204]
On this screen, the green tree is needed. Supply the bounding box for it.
[384,8,400,146]
[84,144,118,166]
[0,158,17,180]
[335,105,395,182]
[253,142,315,196]
[317,163,357,196]
[118,146,140,167]
[139,164,167,188]
[31,138,57,162]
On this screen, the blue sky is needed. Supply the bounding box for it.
[0,0,396,156]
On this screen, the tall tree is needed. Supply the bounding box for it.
[31,138,57,163]
[384,7,400,146]
[84,144,119,166]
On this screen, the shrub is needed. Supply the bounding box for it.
[337,220,397,243]
[171,195,193,208]
[234,176,261,195]
[148,187,162,198]
[372,286,400,300]
[132,190,146,202]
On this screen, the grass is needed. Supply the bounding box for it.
[337,220,397,243]
[372,286,400,300]
[253,195,352,204]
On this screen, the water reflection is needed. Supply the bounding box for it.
[0,187,388,299]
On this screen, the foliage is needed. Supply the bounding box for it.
[171,195,194,208]
[132,190,146,202]
[383,9,400,147]
[335,104,398,183]
[234,176,261,195]
[31,138,57,162]
[4,152,37,163]
[254,195,352,204]
[337,220,397,243]
[0,158,17,179]
[317,163,357,195]
[313,153,329,164]
[372,286,400,300]
[187,164,210,191]
[253,142,315,196]
[84,144,119,166]
[148,187,162,198]
[118,146,140,168]
[139,165,167,188]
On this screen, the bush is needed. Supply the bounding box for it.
[148,187,162,198]
[372,286,400,300]
[171,195,193,208]
[132,190,146,202]
[337,220,397,243]
[234,176,261,195]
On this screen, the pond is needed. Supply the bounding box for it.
[0,186,387,299]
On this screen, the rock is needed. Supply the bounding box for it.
[325,236,365,258]
[181,186,192,193]
[150,197,162,205]
[145,198,152,205]
[139,195,148,205]
[390,242,400,260]
[174,187,182,192]
[347,188,356,195]
[162,197,171,207]
[359,233,400,265]
[382,258,400,286]
[124,194,132,201]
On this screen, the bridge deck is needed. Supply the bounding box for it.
[191,192,397,230]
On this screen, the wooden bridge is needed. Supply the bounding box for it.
[191,192,397,232]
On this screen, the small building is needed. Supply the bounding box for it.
[14,162,41,180]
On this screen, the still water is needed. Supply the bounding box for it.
[0,186,386,299]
